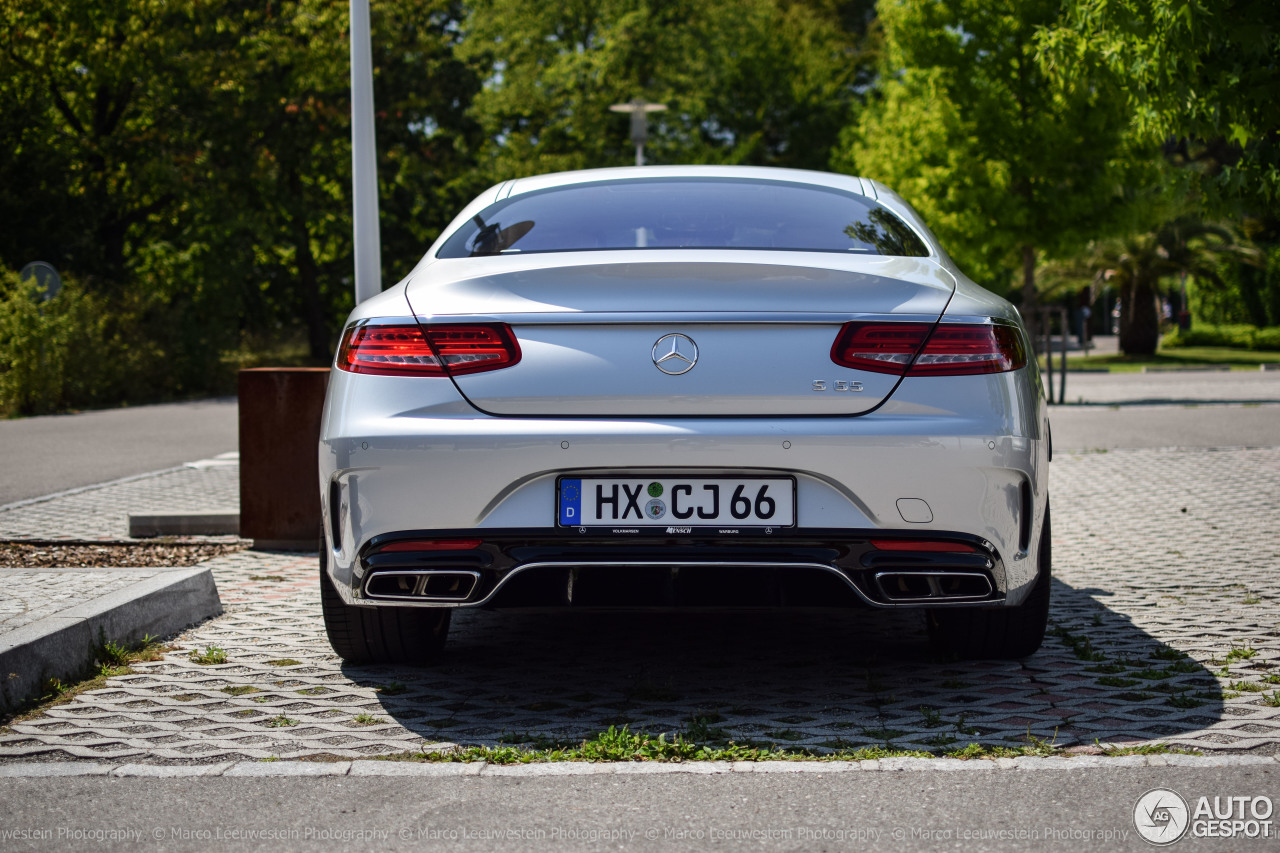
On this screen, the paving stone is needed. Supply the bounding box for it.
[223,761,351,776]
[0,465,240,542]
[482,762,615,776]
[0,762,114,776]
[349,760,484,776]
[110,762,233,777]
[4,446,1280,763]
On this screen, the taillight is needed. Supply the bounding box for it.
[911,324,1026,375]
[830,323,931,373]
[831,322,1025,376]
[337,324,521,376]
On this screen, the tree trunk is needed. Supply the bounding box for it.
[1021,245,1038,344]
[287,168,332,362]
[1119,275,1161,355]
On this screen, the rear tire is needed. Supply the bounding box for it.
[319,551,451,664]
[926,503,1051,660]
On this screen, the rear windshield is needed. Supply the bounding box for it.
[437,178,930,258]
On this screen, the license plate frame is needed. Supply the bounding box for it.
[557,476,796,529]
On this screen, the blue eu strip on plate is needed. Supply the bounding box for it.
[559,478,582,526]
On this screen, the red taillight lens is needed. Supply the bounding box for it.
[911,324,1026,376]
[831,322,1025,376]
[377,539,483,553]
[337,324,521,376]
[830,323,932,374]
[870,539,977,553]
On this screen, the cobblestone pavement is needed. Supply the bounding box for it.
[0,462,239,542]
[0,568,163,631]
[2,446,1279,762]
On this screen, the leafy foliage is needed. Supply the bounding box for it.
[842,0,1139,301]
[461,0,869,177]
[1038,0,1280,206]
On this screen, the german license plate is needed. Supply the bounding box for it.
[557,477,794,527]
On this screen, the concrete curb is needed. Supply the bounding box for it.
[0,567,222,709]
[1,754,1278,778]
[127,511,239,537]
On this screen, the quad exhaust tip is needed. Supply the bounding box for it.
[364,570,480,601]
[873,571,993,602]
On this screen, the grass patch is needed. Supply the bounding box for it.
[375,681,408,696]
[249,575,287,582]
[1050,625,1106,661]
[353,713,382,726]
[1047,346,1279,373]
[220,685,261,696]
[265,658,302,667]
[188,646,227,665]
[1228,681,1268,694]
[264,715,298,727]
[1225,643,1258,664]
[380,726,938,764]
[0,632,175,727]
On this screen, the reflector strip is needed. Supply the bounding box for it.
[378,539,484,553]
[869,539,977,553]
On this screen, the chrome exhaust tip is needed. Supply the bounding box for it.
[873,571,993,602]
[364,570,480,601]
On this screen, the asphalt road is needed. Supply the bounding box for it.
[2,765,1276,851]
[0,398,237,506]
[1049,403,1280,450]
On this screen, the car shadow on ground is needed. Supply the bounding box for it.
[358,578,1226,754]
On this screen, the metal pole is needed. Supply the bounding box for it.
[1058,307,1068,405]
[350,0,382,305]
[636,142,644,167]
[1042,312,1054,405]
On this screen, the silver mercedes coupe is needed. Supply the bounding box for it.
[318,165,1052,664]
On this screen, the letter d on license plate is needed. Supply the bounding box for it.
[558,477,794,527]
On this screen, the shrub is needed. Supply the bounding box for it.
[1163,323,1280,352]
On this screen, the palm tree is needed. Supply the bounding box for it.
[1067,218,1256,355]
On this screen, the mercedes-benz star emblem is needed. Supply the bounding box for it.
[652,333,698,375]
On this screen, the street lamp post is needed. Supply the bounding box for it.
[609,98,668,166]
[350,0,381,305]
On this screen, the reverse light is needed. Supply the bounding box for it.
[831,322,1026,376]
[337,323,521,376]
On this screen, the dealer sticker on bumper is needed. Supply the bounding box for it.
[558,477,794,527]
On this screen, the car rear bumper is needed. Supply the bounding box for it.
[342,528,1008,611]
[320,369,1049,610]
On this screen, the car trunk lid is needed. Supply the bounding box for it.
[404,252,954,417]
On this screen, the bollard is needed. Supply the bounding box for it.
[238,368,330,550]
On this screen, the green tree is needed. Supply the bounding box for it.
[1038,0,1280,206]
[840,0,1137,325]
[461,0,869,180]
[1067,218,1257,354]
[1,0,482,374]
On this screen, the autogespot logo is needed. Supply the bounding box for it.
[1134,788,1190,846]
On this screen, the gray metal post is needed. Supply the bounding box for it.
[350,0,382,305]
